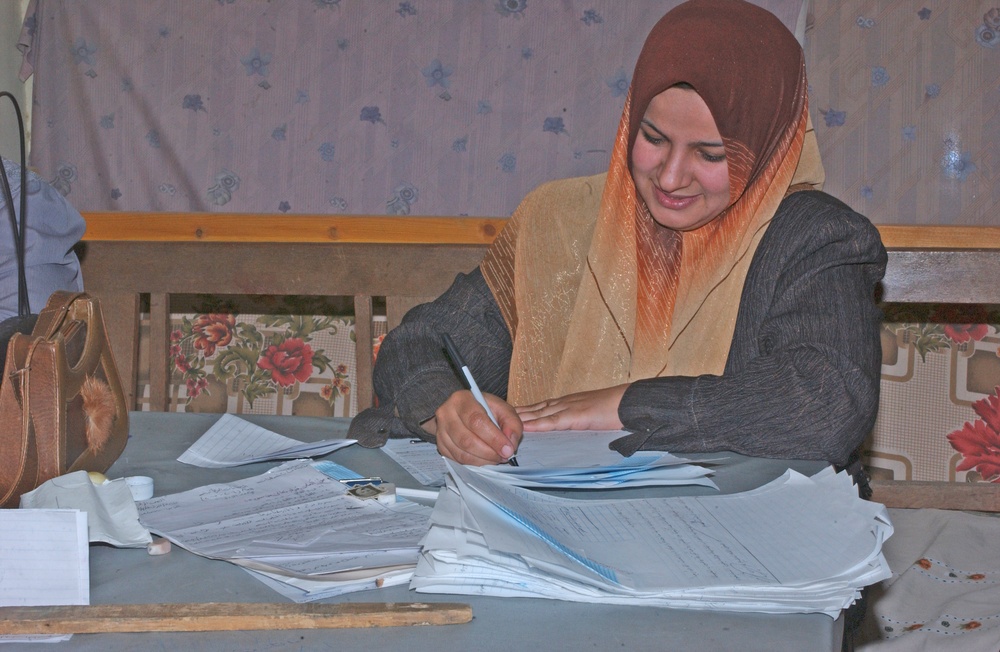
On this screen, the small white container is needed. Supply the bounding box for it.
[125,475,154,501]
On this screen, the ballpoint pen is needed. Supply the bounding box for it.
[441,332,519,466]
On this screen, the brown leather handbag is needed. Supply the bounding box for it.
[0,291,129,507]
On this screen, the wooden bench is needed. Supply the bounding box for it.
[77,213,504,414]
[77,214,1000,510]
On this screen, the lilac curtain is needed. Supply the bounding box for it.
[18,0,804,218]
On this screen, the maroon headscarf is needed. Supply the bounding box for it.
[627,0,807,201]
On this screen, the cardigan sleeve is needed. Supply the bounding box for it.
[613,193,887,467]
[347,267,513,448]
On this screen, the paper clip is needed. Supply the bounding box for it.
[339,476,383,487]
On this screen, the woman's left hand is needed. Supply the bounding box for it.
[516,384,629,432]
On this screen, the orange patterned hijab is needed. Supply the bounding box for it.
[482,0,824,405]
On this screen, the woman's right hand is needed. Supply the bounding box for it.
[423,390,523,466]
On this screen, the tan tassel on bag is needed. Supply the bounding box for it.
[81,375,117,451]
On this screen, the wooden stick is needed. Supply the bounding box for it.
[870,479,1000,512]
[0,602,473,634]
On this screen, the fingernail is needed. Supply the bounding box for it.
[501,445,513,458]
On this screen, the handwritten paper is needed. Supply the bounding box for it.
[137,460,433,600]
[0,509,89,607]
[382,438,449,486]
[177,413,356,467]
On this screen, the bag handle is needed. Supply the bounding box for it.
[0,91,30,317]
[28,293,107,395]
[60,296,112,395]
[33,290,85,339]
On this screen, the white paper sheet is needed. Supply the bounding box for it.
[137,460,433,598]
[242,565,414,603]
[0,509,89,607]
[382,437,449,486]
[177,413,356,467]
[382,430,716,489]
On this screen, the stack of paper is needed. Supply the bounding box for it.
[138,460,432,602]
[0,510,89,607]
[382,430,716,489]
[0,510,88,644]
[476,455,715,489]
[411,461,893,616]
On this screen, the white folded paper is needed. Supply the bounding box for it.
[177,413,356,467]
[20,471,153,548]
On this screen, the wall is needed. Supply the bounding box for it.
[806,0,1000,225]
[0,0,31,159]
[16,0,805,217]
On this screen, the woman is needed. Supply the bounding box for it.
[349,0,886,471]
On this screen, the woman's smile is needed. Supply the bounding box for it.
[652,186,701,211]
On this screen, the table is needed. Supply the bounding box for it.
[62,412,842,650]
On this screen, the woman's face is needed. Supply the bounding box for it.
[630,87,731,231]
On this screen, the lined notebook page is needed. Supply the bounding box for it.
[0,509,89,606]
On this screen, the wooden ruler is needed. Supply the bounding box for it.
[0,602,473,634]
